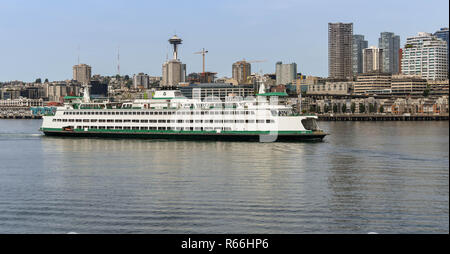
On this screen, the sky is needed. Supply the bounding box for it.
[0,0,448,82]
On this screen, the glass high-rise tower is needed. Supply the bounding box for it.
[378,32,400,74]
[352,34,368,75]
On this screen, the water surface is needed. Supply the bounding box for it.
[0,119,448,233]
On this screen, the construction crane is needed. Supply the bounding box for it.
[194,48,209,73]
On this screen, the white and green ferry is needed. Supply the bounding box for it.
[40,85,327,142]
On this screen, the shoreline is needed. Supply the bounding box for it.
[318,113,449,121]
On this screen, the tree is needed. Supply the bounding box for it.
[124,75,130,81]
[35,78,41,83]
[324,105,330,113]
[44,78,49,83]
[380,105,384,113]
[342,104,347,113]
[333,104,338,113]
[351,103,356,113]
[359,103,366,114]
[369,103,375,113]
[423,88,430,97]
[309,105,316,113]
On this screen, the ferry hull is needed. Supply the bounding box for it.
[42,130,327,142]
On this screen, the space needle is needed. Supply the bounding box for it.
[169,35,182,60]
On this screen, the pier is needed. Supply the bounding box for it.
[318,113,449,121]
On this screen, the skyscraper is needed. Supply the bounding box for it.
[328,23,353,80]
[72,64,91,84]
[275,62,297,85]
[232,61,251,84]
[362,46,383,73]
[352,34,368,75]
[401,32,448,80]
[434,27,449,76]
[378,32,400,74]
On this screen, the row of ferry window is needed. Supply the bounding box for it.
[74,126,234,131]
[63,111,259,116]
[54,119,275,124]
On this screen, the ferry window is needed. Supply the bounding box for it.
[83,119,89,122]
[195,120,202,123]
[141,120,148,123]
[146,112,149,115]
[248,120,255,123]
[132,120,139,123]
[91,126,97,129]
[132,127,139,130]
[90,119,97,122]
[177,120,183,123]
[133,112,137,115]
[158,120,166,123]
[163,112,168,115]
[115,120,122,123]
[123,120,131,123]
[266,120,271,123]
[141,127,148,130]
[115,126,122,130]
[107,126,114,129]
[99,119,106,123]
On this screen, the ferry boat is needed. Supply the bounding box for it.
[40,84,327,142]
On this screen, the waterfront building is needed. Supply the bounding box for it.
[428,79,449,94]
[133,73,150,89]
[307,81,353,95]
[352,34,368,75]
[178,83,254,101]
[378,32,401,74]
[275,62,297,85]
[355,72,392,94]
[232,61,252,84]
[363,46,383,73]
[73,64,92,84]
[391,74,427,95]
[328,22,353,80]
[401,32,448,80]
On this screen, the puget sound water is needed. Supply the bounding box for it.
[0,119,448,234]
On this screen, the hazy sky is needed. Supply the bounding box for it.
[0,0,448,82]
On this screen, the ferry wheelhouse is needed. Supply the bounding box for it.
[40,85,327,142]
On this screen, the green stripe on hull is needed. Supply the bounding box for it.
[41,128,326,142]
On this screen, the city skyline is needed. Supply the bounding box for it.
[0,0,448,82]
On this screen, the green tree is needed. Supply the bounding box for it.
[44,78,49,83]
[124,75,130,81]
[35,78,41,83]
[309,105,316,113]
[359,103,366,114]
[379,105,384,113]
[423,88,430,97]
[369,103,375,113]
[351,103,356,113]
[342,104,347,113]
[324,105,330,113]
[333,104,338,113]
